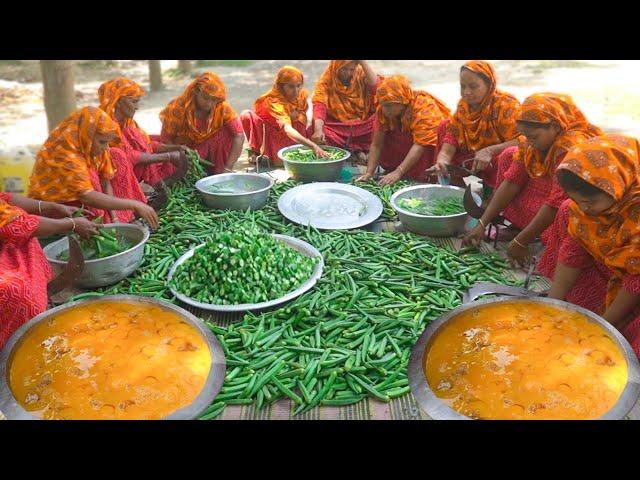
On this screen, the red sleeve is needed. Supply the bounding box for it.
[0,193,12,202]
[313,101,328,122]
[128,149,142,165]
[0,212,40,245]
[558,234,595,269]
[225,117,244,135]
[503,159,529,187]
[255,103,283,130]
[623,275,640,296]
[151,140,161,153]
[442,123,459,148]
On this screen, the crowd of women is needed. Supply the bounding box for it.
[1,60,639,357]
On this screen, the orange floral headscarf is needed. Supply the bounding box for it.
[29,107,120,203]
[514,93,602,178]
[255,66,308,127]
[447,61,521,153]
[0,196,21,228]
[160,72,237,145]
[559,135,640,307]
[312,61,375,122]
[375,75,450,146]
[98,77,149,143]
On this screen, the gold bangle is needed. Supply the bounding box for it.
[69,218,76,232]
[513,238,527,249]
[478,218,487,229]
[397,165,404,175]
[38,200,43,215]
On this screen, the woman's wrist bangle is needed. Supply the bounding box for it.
[38,200,43,215]
[478,218,487,229]
[69,218,76,232]
[513,238,527,249]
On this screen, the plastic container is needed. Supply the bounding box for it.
[0,146,35,194]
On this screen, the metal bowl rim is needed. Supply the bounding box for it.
[276,182,383,231]
[277,144,351,165]
[408,295,640,420]
[195,173,274,197]
[390,184,479,220]
[0,294,226,420]
[167,233,324,312]
[44,223,150,266]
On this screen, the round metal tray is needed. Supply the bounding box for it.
[167,234,324,312]
[408,296,640,420]
[277,182,383,230]
[0,295,226,420]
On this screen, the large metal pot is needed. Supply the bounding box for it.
[43,223,149,289]
[195,173,274,211]
[278,144,350,183]
[408,296,640,420]
[391,185,479,237]
[0,295,226,420]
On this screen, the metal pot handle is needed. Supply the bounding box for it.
[461,282,545,304]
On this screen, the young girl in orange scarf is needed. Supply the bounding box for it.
[241,66,329,166]
[356,75,450,185]
[99,77,188,186]
[431,61,520,196]
[29,107,158,228]
[463,93,602,262]
[548,135,640,356]
[311,60,380,164]
[160,72,244,174]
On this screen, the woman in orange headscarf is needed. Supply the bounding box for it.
[431,61,521,195]
[241,66,329,166]
[28,107,159,228]
[311,60,381,164]
[160,72,245,174]
[548,135,640,356]
[1,193,98,348]
[99,77,188,187]
[462,93,602,266]
[355,75,450,185]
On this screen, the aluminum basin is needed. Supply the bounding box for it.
[43,223,149,289]
[195,173,274,211]
[278,144,350,183]
[391,184,479,237]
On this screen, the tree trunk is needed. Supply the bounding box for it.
[40,60,76,132]
[148,60,164,92]
[178,60,192,75]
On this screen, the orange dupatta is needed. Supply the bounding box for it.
[255,66,308,127]
[312,60,374,122]
[160,72,237,145]
[514,93,603,178]
[98,77,150,144]
[28,107,120,203]
[447,61,521,152]
[559,134,640,306]
[0,197,21,228]
[375,75,450,147]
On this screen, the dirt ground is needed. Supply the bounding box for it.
[2,60,640,157]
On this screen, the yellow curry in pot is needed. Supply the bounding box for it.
[9,301,212,420]
[424,301,627,420]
